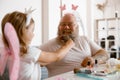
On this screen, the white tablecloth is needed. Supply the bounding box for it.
[44,64,120,80]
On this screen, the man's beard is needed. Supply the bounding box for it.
[57,27,79,45]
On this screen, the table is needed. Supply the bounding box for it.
[44,71,120,80]
[44,64,120,80]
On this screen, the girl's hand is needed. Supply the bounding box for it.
[65,39,75,47]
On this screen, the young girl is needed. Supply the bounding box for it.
[1,11,74,80]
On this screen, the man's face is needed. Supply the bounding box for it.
[57,14,79,43]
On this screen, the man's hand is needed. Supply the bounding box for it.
[81,56,94,67]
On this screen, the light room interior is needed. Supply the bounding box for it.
[0,0,120,80]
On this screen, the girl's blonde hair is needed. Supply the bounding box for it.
[1,11,34,56]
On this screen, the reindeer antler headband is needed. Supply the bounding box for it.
[60,4,79,22]
[60,4,78,12]
[25,7,36,27]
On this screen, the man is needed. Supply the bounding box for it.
[40,13,109,77]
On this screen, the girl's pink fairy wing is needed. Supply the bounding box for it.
[4,22,20,80]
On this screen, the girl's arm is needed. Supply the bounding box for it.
[38,39,74,66]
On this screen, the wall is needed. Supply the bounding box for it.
[0,0,42,46]
[49,0,61,40]
[41,0,49,43]
[92,0,120,19]
[91,0,120,40]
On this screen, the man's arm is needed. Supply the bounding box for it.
[92,49,109,64]
[81,49,109,67]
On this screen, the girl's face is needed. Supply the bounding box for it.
[22,21,35,45]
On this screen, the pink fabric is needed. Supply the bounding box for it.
[0,22,20,80]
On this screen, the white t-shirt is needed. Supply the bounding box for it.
[40,36,102,77]
[18,47,41,80]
